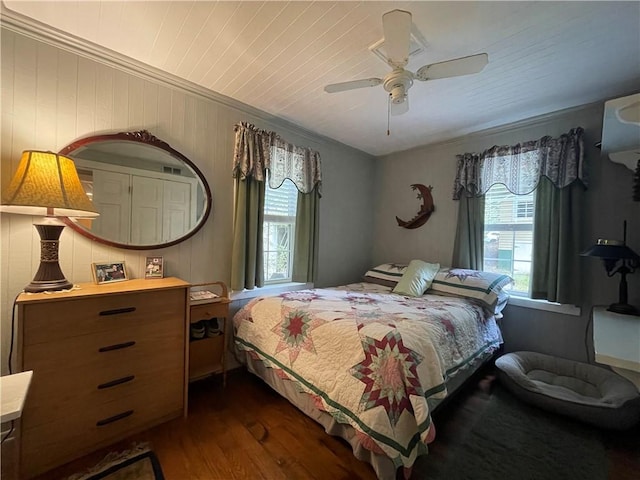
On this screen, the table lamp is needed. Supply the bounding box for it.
[581,221,639,315]
[1,150,99,292]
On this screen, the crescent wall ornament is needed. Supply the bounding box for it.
[396,184,435,229]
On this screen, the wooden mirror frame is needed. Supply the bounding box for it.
[60,130,212,250]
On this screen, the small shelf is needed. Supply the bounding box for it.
[188,281,229,385]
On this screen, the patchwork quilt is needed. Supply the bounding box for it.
[233,283,503,469]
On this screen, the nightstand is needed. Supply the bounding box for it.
[188,282,231,385]
[592,306,640,390]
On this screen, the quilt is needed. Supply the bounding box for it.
[233,282,503,469]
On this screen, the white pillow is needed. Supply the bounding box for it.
[363,263,407,287]
[392,260,440,297]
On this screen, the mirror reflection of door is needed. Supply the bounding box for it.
[60,130,211,250]
[76,161,198,245]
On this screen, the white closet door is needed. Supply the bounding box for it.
[131,176,163,244]
[163,180,193,242]
[91,170,131,244]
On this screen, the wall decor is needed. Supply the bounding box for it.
[60,130,212,250]
[145,257,164,279]
[92,262,128,284]
[396,184,435,229]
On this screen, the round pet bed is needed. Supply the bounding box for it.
[495,351,640,430]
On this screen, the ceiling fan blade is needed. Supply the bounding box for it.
[382,9,412,68]
[415,53,488,81]
[324,78,383,93]
[390,95,409,116]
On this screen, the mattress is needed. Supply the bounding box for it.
[233,282,503,479]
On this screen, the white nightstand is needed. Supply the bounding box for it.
[592,306,640,390]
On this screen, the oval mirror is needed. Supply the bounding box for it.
[60,130,211,250]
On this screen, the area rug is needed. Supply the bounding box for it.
[66,443,164,480]
[413,384,609,480]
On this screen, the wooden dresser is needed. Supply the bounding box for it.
[15,277,190,478]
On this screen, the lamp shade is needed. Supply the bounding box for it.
[581,239,640,261]
[1,150,98,218]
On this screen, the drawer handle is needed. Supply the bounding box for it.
[96,410,134,427]
[97,375,135,390]
[99,307,136,316]
[99,341,136,352]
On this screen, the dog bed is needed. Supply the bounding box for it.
[495,351,640,429]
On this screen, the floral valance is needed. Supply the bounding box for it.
[233,122,322,194]
[452,127,586,199]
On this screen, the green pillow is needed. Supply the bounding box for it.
[393,260,440,297]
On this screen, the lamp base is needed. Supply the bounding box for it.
[24,223,73,293]
[607,303,640,316]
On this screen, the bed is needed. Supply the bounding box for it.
[233,263,510,479]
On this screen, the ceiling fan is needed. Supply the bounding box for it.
[324,9,488,115]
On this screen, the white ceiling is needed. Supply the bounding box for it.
[3,1,640,156]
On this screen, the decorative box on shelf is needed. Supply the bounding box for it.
[188,281,231,385]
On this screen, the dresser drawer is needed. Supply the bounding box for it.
[21,370,183,478]
[23,315,182,372]
[22,288,185,346]
[23,336,183,427]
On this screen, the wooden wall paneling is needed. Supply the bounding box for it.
[94,63,114,132]
[34,42,58,150]
[112,70,129,131]
[12,34,37,156]
[142,80,159,130]
[69,229,92,285]
[127,75,144,128]
[155,84,173,147]
[55,48,79,151]
[1,31,15,196]
[170,90,186,151]
[76,56,97,138]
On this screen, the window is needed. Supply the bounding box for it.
[263,179,298,283]
[483,184,535,296]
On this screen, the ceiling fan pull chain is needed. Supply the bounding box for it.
[387,94,391,136]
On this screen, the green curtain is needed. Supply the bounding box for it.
[292,186,320,283]
[452,195,485,270]
[231,176,265,291]
[531,177,583,304]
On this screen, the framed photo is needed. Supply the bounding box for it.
[92,262,128,284]
[145,256,164,279]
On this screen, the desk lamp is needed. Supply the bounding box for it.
[581,221,639,315]
[1,150,99,292]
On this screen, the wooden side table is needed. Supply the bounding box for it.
[592,306,640,390]
[188,282,231,385]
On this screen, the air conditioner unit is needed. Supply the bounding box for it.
[601,93,640,171]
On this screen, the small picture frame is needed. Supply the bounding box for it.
[145,256,164,279]
[92,262,128,284]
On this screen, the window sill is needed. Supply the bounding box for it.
[507,295,581,316]
[230,282,313,302]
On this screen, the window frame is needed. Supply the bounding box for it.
[262,178,298,285]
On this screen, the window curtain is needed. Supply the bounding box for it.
[231,123,273,291]
[452,195,485,270]
[452,127,586,304]
[292,186,320,282]
[270,136,322,284]
[231,122,322,290]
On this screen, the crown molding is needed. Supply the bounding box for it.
[0,3,371,157]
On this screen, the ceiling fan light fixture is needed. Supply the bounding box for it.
[390,96,409,116]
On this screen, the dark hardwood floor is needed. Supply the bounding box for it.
[35,368,640,480]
